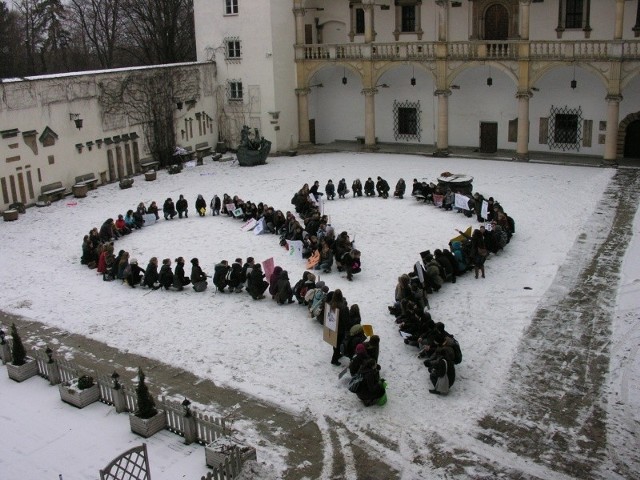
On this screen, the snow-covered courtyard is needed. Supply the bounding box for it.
[1,152,638,479]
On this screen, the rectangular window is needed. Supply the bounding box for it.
[228,81,243,101]
[394,100,421,141]
[401,5,416,32]
[554,114,578,144]
[225,0,238,15]
[226,39,241,59]
[398,108,418,136]
[565,0,583,29]
[355,8,365,35]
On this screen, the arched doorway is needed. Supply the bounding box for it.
[624,120,640,158]
[485,4,509,40]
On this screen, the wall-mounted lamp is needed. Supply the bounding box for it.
[309,83,323,88]
[342,68,348,85]
[486,65,493,86]
[410,66,416,86]
[571,64,577,89]
[375,83,390,89]
[69,113,83,130]
[182,397,192,417]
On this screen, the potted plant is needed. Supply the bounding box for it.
[129,368,166,438]
[205,436,257,469]
[6,323,38,382]
[59,374,100,408]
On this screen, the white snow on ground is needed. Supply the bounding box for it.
[0,153,637,478]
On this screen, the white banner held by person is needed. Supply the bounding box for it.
[287,240,304,259]
[454,193,470,211]
[481,200,489,220]
[253,217,266,235]
[241,218,258,231]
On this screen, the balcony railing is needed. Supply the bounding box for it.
[296,39,640,62]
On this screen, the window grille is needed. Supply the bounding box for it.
[225,38,241,60]
[394,100,421,141]
[227,81,243,102]
[548,105,582,151]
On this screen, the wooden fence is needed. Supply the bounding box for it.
[1,342,252,480]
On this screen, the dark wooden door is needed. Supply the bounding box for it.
[480,122,498,153]
[624,120,640,158]
[17,172,27,203]
[305,24,313,44]
[309,119,316,144]
[485,4,509,40]
[107,150,116,182]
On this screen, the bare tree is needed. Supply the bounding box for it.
[121,0,195,65]
[99,67,200,167]
[68,0,122,68]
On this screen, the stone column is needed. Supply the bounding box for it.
[435,0,449,42]
[433,89,451,157]
[362,0,375,43]
[362,87,378,147]
[183,414,197,445]
[519,0,531,40]
[614,0,625,40]
[293,6,306,45]
[603,94,622,166]
[295,88,311,145]
[515,91,531,161]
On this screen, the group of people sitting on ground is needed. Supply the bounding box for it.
[384,187,515,394]
[310,177,407,201]
[392,298,461,395]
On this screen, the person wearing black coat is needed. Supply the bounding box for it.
[325,180,336,200]
[143,257,160,289]
[173,257,191,290]
[195,194,207,216]
[329,289,351,365]
[354,358,386,406]
[434,249,456,283]
[376,177,390,199]
[227,258,245,293]
[213,260,230,292]
[394,178,406,199]
[275,270,294,305]
[247,264,269,300]
[163,198,177,220]
[176,194,188,218]
[158,258,174,290]
[126,258,145,288]
[337,178,348,198]
[352,178,363,197]
[210,195,221,216]
[364,177,375,197]
[348,343,369,376]
[190,258,208,291]
[341,249,361,281]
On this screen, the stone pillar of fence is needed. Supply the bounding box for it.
[184,413,197,445]
[46,361,61,385]
[112,386,127,413]
[0,342,11,364]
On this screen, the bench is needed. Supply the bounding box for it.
[39,181,67,203]
[139,159,159,173]
[74,173,99,190]
[195,142,213,165]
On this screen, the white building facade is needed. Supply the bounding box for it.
[194,0,640,163]
[0,62,217,211]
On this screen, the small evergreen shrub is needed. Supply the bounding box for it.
[10,323,27,366]
[77,375,95,390]
[135,368,158,419]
